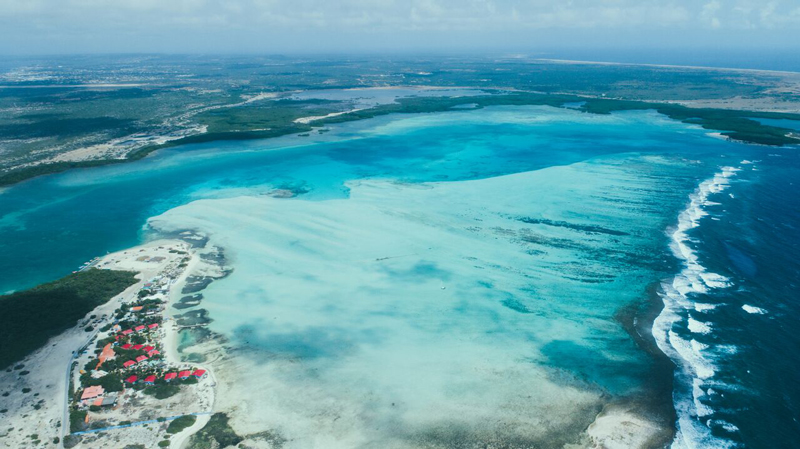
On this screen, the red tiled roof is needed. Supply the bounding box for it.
[121,329,133,335]
[148,323,159,329]
[97,343,116,369]
[164,372,177,381]
[134,325,145,332]
[143,346,154,352]
[133,344,144,350]
[125,375,138,383]
[135,355,148,363]
[193,369,207,377]
[123,360,136,368]
[144,375,156,383]
[121,344,133,350]
[178,370,191,378]
[148,349,160,357]
[81,385,104,400]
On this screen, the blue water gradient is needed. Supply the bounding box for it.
[2,104,795,447]
[0,106,733,294]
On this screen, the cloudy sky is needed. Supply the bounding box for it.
[1,0,799,54]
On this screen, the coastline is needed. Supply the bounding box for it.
[0,238,222,449]
[599,281,678,449]
[160,242,217,449]
[2,91,799,189]
[534,58,800,76]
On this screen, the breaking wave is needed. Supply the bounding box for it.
[653,166,742,449]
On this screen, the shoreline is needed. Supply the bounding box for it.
[585,281,677,449]
[0,239,221,449]
[2,92,799,189]
[535,58,800,76]
[157,238,218,449]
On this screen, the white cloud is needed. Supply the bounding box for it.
[0,0,797,52]
[701,0,723,29]
[2,0,799,30]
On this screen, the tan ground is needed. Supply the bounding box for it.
[0,239,218,449]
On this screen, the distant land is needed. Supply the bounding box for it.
[1,55,799,186]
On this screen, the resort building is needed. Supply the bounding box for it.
[96,343,116,369]
[92,394,118,408]
[80,385,105,405]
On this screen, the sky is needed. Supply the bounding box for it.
[1,0,799,55]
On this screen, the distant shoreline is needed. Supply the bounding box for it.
[535,58,800,76]
[1,91,799,189]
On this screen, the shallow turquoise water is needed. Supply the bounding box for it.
[0,105,768,447]
[0,106,735,294]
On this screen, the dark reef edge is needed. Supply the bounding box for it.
[611,280,677,449]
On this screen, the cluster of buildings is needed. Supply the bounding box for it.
[79,385,117,408]
[69,246,211,433]
[124,369,206,385]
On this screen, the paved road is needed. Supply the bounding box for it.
[58,327,101,448]
[72,411,212,436]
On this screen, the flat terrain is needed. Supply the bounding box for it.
[2,55,800,185]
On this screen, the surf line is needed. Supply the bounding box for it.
[652,165,742,449]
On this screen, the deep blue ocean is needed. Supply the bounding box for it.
[1,105,798,447]
[686,150,800,447]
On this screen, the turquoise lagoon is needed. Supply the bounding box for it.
[0,105,758,447]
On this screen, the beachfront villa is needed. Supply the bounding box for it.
[80,385,105,405]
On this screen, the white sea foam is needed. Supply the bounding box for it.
[653,166,741,449]
[742,304,767,314]
[694,303,717,312]
[688,317,712,334]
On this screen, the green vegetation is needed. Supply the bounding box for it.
[579,99,800,146]
[143,384,181,399]
[0,159,132,187]
[187,413,242,449]
[80,372,123,392]
[167,415,197,434]
[69,409,87,433]
[2,56,800,188]
[143,92,800,158]
[0,268,138,369]
[158,440,171,447]
[63,434,82,449]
